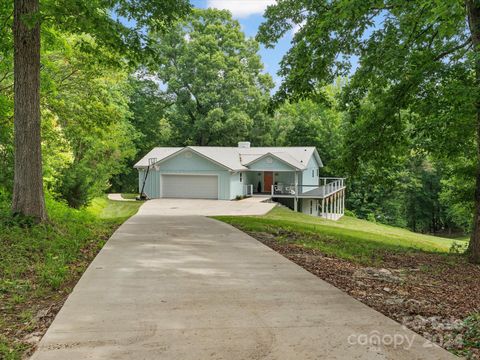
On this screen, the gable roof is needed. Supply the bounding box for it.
[243,152,303,170]
[134,146,323,170]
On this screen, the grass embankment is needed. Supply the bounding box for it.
[0,195,143,359]
[216,206,463,264]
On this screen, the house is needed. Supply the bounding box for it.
[134,142,346,219]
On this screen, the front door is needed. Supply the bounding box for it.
[264,171,273,192]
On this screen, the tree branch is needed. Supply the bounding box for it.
[433,38,472,61]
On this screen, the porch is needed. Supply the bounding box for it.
[242,173,346,220]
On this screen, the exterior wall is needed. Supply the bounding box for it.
[230,172,246,198]
[248,156,295,172]
[300,198,320,216]
[300,155,320,186]
[138,150,231,199]
[138,169,160,199]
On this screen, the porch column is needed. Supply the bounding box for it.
[321,198,325,218]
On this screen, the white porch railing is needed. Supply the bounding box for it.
[244,184,254,196]
[271,178,345,198]
[271,177,346,221]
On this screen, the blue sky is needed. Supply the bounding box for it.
[190,0,292,89]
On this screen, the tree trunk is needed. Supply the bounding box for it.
[12,0,46,220]
[467,0,480,262]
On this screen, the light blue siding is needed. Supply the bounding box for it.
[248,156,295,171]
[301,155,320,186]
[138,169,160,199]
[230,172,245,198]
[138,150,232,199]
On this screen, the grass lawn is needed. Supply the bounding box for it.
[89,196,143,218]
[0,195,143,359]
[119,193,138,200]
[215,206,465,264]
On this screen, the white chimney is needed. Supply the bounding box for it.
[238,141,251,148]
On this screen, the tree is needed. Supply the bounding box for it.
[272,97,343,175]
[148,9,274,146]
[10,0,189,220]
[13,0,44,219]
[109,76,173,193]
[258,1,480,262]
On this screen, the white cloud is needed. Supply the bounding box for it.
[206,0,276,18]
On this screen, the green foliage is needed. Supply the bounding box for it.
[148,8,274,146]
[109,78,173,192]
[257,0,476,236]
[272,88,344,175]
[41,0,190,66]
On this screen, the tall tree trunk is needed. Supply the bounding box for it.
[467,0,480,262]
[12,0,46,220]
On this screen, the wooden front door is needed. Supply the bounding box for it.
[264,171,273,192]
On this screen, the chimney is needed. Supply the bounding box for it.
[238,141,251,148]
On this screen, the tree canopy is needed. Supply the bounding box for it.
[257,0,480,261]
[148,9,274,146]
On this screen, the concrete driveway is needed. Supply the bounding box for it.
[31,208,456,359]
[138,197,276,216]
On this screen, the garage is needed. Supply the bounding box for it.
[161,174,218,199]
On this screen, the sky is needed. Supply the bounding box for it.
[190,0,291,89]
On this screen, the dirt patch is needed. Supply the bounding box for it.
[247,230,480,359]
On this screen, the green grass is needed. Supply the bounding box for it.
[0,194,142,359]
[215,206,466,264]
[88,196,143,219]
[120,193,138,200]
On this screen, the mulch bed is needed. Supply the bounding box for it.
[246,230,480,358]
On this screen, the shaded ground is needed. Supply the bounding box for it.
[245,229,480,359]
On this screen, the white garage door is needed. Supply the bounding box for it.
[162,175,218,199]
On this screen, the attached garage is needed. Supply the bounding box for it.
[161,174,218,199]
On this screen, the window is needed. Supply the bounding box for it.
[240,173,243,182]
[310,201,313,214]
[312,169,314,177]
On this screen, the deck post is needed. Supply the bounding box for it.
[333,193,338,219]
[328,196,331,219]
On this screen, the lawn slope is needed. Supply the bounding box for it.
[216,206,463,263]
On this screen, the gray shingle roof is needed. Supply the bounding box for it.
[134,146,322,170]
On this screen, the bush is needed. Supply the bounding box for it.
[57,164,94,208]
